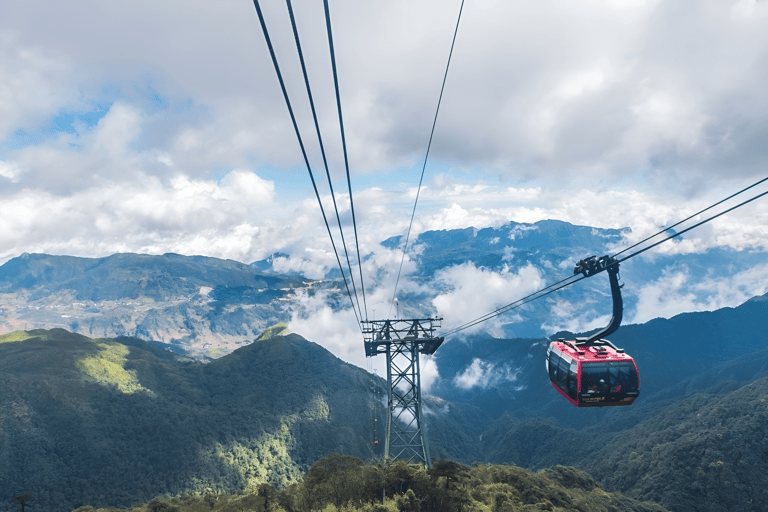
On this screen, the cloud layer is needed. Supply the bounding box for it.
[2,0,768,369]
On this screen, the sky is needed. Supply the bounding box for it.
[2,0,768,372]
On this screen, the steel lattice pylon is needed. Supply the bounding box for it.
[363,318,443,468]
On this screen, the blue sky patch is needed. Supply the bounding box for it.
[0,104,112,155]
[51,104,111,134]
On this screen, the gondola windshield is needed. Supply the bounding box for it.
[581,361,638,394]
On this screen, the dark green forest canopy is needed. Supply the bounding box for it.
[71,455,669,512]
[0,329,381,511]
[3,327,768,512]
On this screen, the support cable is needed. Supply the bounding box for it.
[442,273,583,336]
[323,0,368,321]
[389,0,465,318]
[616,187,768,263]
[442,179,768,337]
[251,0,361,329]
[284,0,363,320]
[613,176,768,258]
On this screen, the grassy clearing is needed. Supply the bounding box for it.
[77,341,154,395]
[0,330,35,343]
[257,322,289,341]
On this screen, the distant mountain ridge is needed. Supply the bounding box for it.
[2,218,764,357]
[0,253,310,358]
[379,219,626,279]
[0,252,295,301]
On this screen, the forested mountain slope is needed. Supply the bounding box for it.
[585,376,768,512]
[479,351,768,512]
[0,329,384,511]
[2,324,766,512]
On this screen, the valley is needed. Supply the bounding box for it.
[1,222,767,511]
[2,316,768,511]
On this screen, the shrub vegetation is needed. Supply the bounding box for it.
[70,455,669,512]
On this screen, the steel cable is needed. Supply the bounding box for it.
[442,178,768,337]
[251,0,361,330]
[284,0,363,321]
[615,187,768,263]
[323,0,369,321]
[613,176,768,258]
[442,275,587,336]
[389,0,465,319]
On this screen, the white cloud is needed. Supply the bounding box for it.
[0,32,73,139]
[287,289,365,367]
[454,358,521,390]
[539,298,613,336]
[421,355,439,392]
[0,169,276,264]
[630,263,768,324]
[0,160,21,181]
[434,262,545,334]
[3,0,767,179]
[270,246,349,280]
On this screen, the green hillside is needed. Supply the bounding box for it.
[582,376,768,512]
[0,329,384,511]
[480,375,768,512]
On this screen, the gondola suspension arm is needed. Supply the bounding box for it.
[572,255,623,346]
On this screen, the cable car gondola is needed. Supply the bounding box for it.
[546,256,640,407]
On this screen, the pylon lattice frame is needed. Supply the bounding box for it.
[363,318,443,468]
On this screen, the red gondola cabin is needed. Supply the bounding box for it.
[546,339,640,407]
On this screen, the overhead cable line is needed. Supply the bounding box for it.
[389,0,466,319]
[323,0,368,322]
[616,185,768,262]
[442,275,587,337]
[285,0,363,321]
[442,273,584,336]
[251,0,361,329]
[442,177,768,337]
[613,176,768,258]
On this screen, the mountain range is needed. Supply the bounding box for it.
[1,219,768,511]
[0,252,312,359]
[2,219,764,361]
[2,292,768,511]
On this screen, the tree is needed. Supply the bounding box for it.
[258,483,278,512]
[304,453,365,510]
[396,489,422,512]
[147,497,180,512]
[386,461,419,496]
[422,460,473,512]
[277,482,309,512]
[13,494,34,512]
